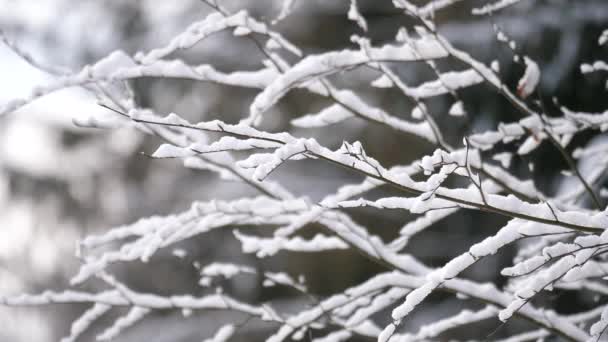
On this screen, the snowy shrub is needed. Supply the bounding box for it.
[1,0,608,341]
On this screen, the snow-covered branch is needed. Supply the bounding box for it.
[1,1,607,341]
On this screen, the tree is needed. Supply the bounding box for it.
[1,0,608,341]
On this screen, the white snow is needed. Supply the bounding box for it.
[516,57,540,99]
[246,36,448,125]
[347,0,368,31]
[291,104,353,127]
[371,74,394,88]
[448,101,465,116]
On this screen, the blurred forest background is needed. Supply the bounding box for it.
[1,0,607,340]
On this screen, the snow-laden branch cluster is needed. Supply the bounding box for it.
[2,0,608,341]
